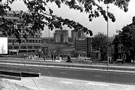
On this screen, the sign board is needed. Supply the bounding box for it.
[0,37,8,54]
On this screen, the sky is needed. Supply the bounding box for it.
[8,0,135,37]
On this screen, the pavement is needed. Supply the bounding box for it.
[0,79,34,90]
[1,76,135,90]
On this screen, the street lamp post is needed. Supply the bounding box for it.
[107,4,109,69]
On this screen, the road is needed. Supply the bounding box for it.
[0,62,135,85]
[39,66,135,85]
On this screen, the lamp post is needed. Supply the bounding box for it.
[107,4,109,69]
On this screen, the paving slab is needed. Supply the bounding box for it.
[2,76,135,90]
[0,79,33,90]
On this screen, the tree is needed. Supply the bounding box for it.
[0,0,130,42]
[113,21,135,63]
[112,34,122,62]
[92,33,110,60]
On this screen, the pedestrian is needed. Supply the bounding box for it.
[51,54,53,60]
[66,55,72,63]
[54,55,56,60]
[43,55,46,61]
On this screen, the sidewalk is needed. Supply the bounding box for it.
[1,76,135,90]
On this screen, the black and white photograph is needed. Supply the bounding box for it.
[0,0,135,90]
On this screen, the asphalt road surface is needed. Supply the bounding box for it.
[39,66,135,85]
[0,63,135,85]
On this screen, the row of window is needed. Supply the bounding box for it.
[8,46,41,49]
[19,35,40,38]
[9,35,40,38]
[8,40,41,43]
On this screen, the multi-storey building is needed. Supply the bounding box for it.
[2,11,41,55]
[8,32,41,55]
[75,37,92,57]
[71,30,86,42]
[54,30,68,43]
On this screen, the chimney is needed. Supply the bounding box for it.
[132,16,135,24]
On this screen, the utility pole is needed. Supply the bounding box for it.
[107,4,109,69]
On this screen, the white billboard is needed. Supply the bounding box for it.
[0,37,8,54]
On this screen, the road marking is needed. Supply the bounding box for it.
[94,75,102,78]
[60,72,66,74]
[87,82,109,86]
[1,62,135,75]
[60,81,73,84]
[48,71,53,77]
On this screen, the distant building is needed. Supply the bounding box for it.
[41,37,54,44]
[54,30,68,43]
[75,37,100,59]
[1,11,42,55]
[75,37,92,57]
[71,30,85,42]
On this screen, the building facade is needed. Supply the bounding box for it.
[75,37,92,57]
[54,30,68,43]
[75,37,101,59]
[2,11,42,55]
[71,30,86,43]
[8,33,41,55]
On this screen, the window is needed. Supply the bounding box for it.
[34,46,40,49]
[28,46,32,49]
[8,40,12,43]
[14,46,19,49]
[8,46,12,49]
[21,46,26,49]
[21,40,25,43]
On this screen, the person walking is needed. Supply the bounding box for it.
[66,55,72,63]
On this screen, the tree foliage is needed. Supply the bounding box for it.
[0,0,130,42]
[113,22,135,62]
[92,33,108,60]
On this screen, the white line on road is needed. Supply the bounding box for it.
[87,82,109,86]
[94,75,103,78]
[1,62,135,75]
[60,81,73,84]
